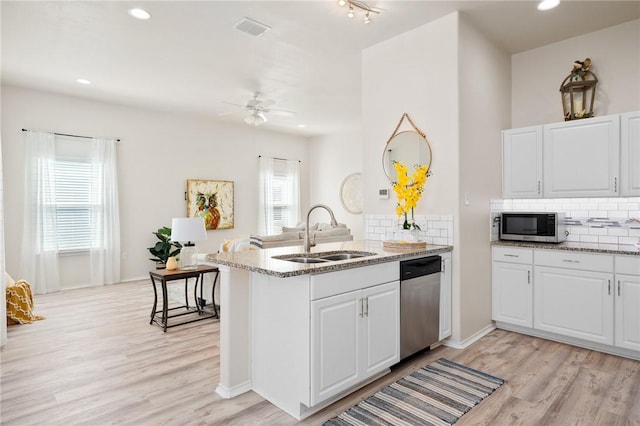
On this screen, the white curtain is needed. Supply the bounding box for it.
[258,157,301,235]
[19,131,60,294]
[258,157,275,235]
[89,138,120,286]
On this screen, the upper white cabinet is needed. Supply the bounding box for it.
[543,115,620,198]
[502,126,543,198]
[620,111,640,196]
[501,113,640,199]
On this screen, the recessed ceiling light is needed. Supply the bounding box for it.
[297,124,306,128]
[537,0,560,11]
[76,78,91,85]
[128,8,151,20]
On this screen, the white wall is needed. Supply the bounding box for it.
[1,124,7,346]
[458,15,511,340]
[2,85,310,287]
[362,13,463,340]
[308,125,363,239]
[512,19,640,127]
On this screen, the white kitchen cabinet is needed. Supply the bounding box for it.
[310,281,399,406]
[492,247,533,327]
[439,252,452,340]
[543,114,620,198]
[620,111,640,196]
[615,256,640,351]
[502,126,543,198]
[534,250,614,346]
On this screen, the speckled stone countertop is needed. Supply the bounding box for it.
[492,240,640,256]
[206,240,453,278]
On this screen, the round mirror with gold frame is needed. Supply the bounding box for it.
[382,113,432,182]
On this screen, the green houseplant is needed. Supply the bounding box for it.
[148,226,182,269]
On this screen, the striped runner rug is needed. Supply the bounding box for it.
[323,358,505,426]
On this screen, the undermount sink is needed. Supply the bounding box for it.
[273,251,376,264]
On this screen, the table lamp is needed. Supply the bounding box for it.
[171,217,207,270]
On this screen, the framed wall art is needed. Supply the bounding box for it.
[186,179,234,230]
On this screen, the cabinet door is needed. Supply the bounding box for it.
[534,266,614,345]
[439,253,452,340]
[615,274,640,351]
[361,281,399,377]
[502,126,543,198]
[310,290,361,405]
[621,111,640,196]
[492,262,533,327]
[543,115,620,198]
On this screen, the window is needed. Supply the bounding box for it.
[258,157,300,235]
[44,158,96,252]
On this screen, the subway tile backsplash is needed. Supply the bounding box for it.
[365,214,454,245]
[491,197,640,245]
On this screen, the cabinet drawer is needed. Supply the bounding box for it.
[310,261,399,300]
[535,250,613,273]
[492,246,533,264]
[616,255,640,276]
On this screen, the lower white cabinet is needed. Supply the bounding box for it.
[492,246,639,359]
[492,247,533,327]
[534,266,614,345]
[615,256,640,351]
[310,281,399,405]
[439,252,452,340]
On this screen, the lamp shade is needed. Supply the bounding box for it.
[171,217,207,243]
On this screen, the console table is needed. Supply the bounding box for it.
[149,265,219,332]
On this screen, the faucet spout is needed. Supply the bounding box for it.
[304,204,338,252]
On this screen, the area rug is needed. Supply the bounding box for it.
[323,358,505,426]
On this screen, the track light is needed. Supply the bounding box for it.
[338,1,379,24]
[347,5,355,18]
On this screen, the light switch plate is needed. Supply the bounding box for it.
[379,188,389,199]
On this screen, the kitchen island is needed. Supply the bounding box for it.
[206,239,453,419]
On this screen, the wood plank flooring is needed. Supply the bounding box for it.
[1,280,639,425]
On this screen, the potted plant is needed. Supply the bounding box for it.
[148,226,182,269]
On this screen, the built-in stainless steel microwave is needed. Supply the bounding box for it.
[499,212,567,243]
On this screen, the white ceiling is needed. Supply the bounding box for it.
[2,1,638,136]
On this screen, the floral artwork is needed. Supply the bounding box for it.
[392,161,430,230]
[186,179,234,230]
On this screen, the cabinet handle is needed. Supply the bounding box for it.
[537,181,541,195]
[562,259,580,263]
[608,280,611,295]
[359,298,363,317]
[528,270,531,284]
[614,177,617,193]
[364,297,369,317]
[618,280,621,296]
[504,254,519,258]
[441,259,445,273]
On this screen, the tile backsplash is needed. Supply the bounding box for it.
[491,197,640,245]
[365,214,454,245]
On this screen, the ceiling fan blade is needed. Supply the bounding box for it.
[268,109,296,118]
[221,101,247,108]
[246,98,261,108]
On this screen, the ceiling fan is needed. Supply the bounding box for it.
[220,93,296,126]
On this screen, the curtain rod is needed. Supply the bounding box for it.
[21,128,120,142]
[258,155,301,163]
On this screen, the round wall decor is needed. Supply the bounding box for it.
[340,172,363,214]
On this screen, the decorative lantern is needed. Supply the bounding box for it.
[560,57,597,121]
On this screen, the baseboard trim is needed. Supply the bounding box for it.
[216,381,252,399]
[443,323,496,350]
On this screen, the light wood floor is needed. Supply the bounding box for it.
[2,280,639,425]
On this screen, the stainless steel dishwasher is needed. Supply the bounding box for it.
[400,255,441,360]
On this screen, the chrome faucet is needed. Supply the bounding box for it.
[304,204,338,252]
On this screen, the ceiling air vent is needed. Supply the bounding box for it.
[234,17,271,37]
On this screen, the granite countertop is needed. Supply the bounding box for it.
[492,240,640,256]
[206,240,453,278]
